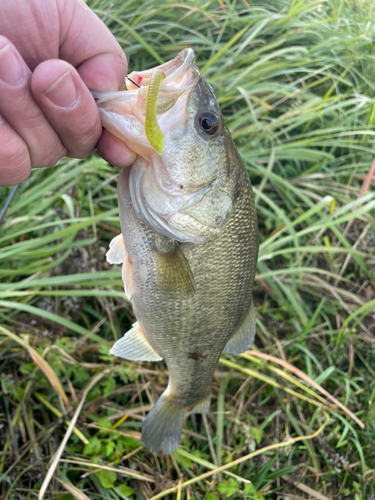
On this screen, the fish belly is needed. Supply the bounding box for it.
[117,166,258,409]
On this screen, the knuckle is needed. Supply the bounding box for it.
[36,143,67,168]
[0,167,30,186]
[68,117,100,156]
[0,134,29,167]
[0,137,30,185]
[19,115,67,167]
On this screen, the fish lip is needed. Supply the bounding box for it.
[91,49,198,109]
[94,49,225,244]
[91,49,200,153]
[126,48,198,90]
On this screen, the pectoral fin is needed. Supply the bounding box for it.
[155,243,196,297]
[106,233,125,264]
[223,300,256,355]
[110,322,163,361]
[106,233,133,300]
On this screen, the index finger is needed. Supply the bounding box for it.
[57,0,128,92]
[0,0,128,93]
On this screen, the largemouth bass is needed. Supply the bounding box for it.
[93,49,259,454]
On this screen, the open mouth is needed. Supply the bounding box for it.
[125,48,199,91]
[92,48,199,110]
[92,48,200,160]
[93,49,229,244]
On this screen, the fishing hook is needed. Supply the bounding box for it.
[126,75,141,88]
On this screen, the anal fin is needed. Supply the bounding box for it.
[223,299,256,355]
[110,321,163,361]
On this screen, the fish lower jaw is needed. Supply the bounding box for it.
[130,161,221,243]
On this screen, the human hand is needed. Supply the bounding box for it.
[0,0,137,188]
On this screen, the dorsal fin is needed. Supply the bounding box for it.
[223,300,256,355]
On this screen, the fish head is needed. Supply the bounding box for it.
[93,49,235,243]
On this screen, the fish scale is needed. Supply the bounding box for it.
[95,48,259,453]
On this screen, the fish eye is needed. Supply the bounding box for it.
[199,112,219,135]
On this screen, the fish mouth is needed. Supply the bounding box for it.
[125,48,199,91]
[92,48,200,158]
[93,49,227,244]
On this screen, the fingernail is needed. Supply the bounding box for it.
[0,44,25,86]
[44,70,78,108]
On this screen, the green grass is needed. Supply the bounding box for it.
[1,0,375,499]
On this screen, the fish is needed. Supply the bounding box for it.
[92,48,259,454]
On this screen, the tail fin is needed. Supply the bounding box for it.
[141,392,187,454]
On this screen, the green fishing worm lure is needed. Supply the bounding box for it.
[145,69,166,155]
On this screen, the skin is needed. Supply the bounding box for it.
[102,58,259,451]
[117,118,258,453]
[0,0,136,188]
[119,141,258,410]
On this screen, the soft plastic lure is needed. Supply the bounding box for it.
[145,69,166,155]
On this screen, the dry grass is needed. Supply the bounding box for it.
[1,0,375,499]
